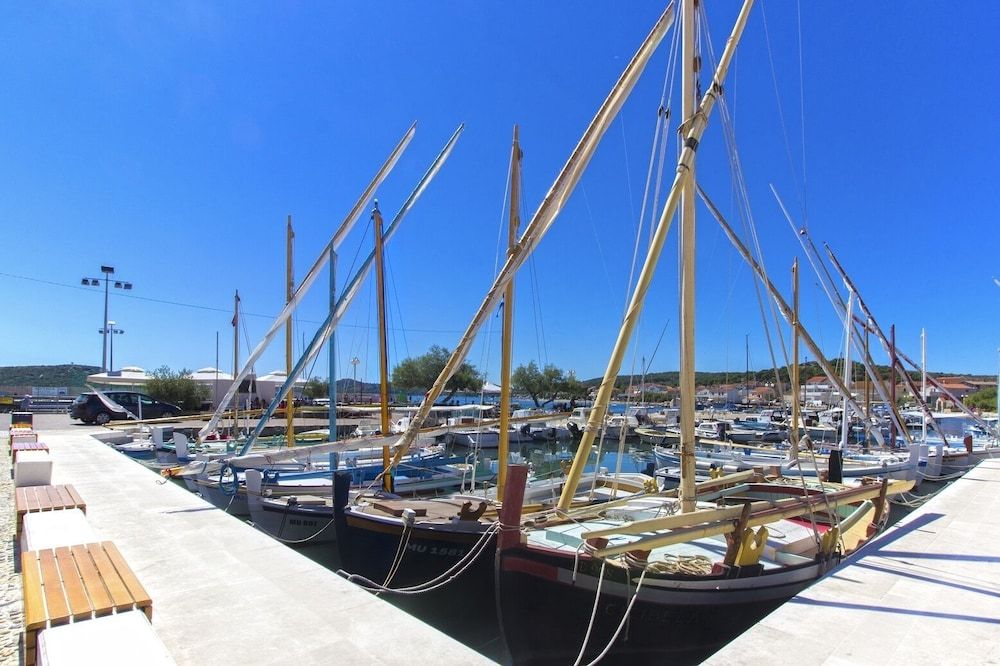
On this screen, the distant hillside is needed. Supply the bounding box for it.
[585,361,995,388]
[0,364,100,387]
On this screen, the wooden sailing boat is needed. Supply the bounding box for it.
[332,126,526,601]
[331,23,673,598]
[493,2,907,663]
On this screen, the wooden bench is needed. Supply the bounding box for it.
[12,440,49,460]
[15,484,87,537]
[9,430,39,450]
[22,541,153,664]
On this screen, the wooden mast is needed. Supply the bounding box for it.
[498,125,521,502]
[199,124,416,441]
[390,4,678,468]
[557,0,756,512]
[374,203,393,491]
[285,215,295,448]
[790,258,800,461]
[678,0,698,514]
[233,289,240,435]
[921,329,927,444]
[698,185,884,441]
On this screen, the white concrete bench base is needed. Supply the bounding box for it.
[14,450,53,487]
[37,610,174,665]
[21,508,98,552]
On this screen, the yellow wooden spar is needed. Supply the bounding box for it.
[791,259,801,462]
[497,125,521,502]
[388,3,678,468]
[373,205,393,492]
[590,479,901,559]
[556,0,756,513]
[285,215,295,449]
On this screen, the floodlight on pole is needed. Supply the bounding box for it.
[99,321,125,373]
[82,266,134,371]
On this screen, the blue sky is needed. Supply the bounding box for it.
[2,2,998,387]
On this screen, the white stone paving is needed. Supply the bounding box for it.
[4,423,494,666]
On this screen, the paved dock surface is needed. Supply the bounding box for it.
[707,458,1000,666]
[4,418,493,665]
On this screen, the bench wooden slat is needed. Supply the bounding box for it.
[55,546,93,621]
[38,550,71,626]
[21,551,48,632]
[65,485,87,511]
[87,543,133,613]
[54,485,74,507]
[15,485,87,535]
[70,544,113,616]
[36,488,55,512]
[102,541,153,619]
[14,487,30,514]
[22,540,153,666]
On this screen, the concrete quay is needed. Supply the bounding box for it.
[707,458,1000,665]
[2,416,493,665]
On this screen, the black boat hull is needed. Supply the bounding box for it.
[496,545,831,665]
[332,472,496,604]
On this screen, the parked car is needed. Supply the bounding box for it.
[70,391,181,425]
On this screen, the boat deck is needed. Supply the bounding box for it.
[706,457,1000,665]
[3,421,493,665]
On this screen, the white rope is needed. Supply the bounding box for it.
[572,560,607,666]
[342,521,501,596]
[583,566,649,666]
[379,521,414,594]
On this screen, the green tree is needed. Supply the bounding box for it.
[145,366,208,412]
[391,345,482,403]
[303,377,330,400]
[513,362,576,407]
[966,387,997,411]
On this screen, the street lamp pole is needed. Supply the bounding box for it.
[102,274,110,371]
[82,265,133,371]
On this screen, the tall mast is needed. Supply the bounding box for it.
[790,259,800,461]
[374,203,393,491]
[921,329,927,443]
[200,124,416,441]
[498,125,521,502]
[744,333,749,404]
[699,185,886,448]
[556,0,755,512]
[329,248,337,444]
[390,4,678,467]
[678,0,698,512]
[233,289,240,433]
[839,292,854,454]
[890,324,897,443]
[234,127,464,457]
[285,215,295,448]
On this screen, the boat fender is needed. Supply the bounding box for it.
[401,507,417,527]
[218,463,239,496]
